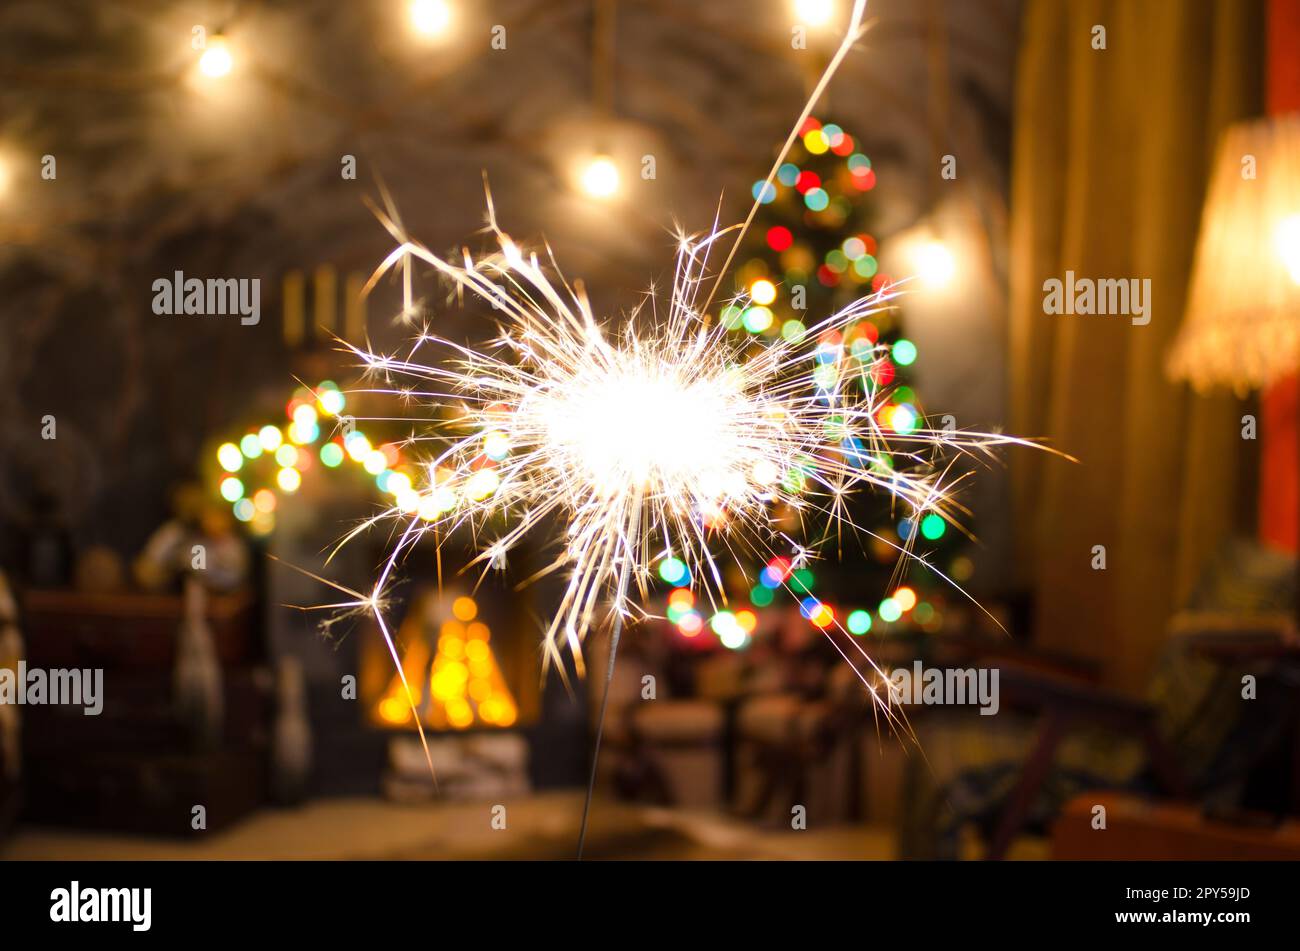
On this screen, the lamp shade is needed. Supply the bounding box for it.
[1168,114,1300,393]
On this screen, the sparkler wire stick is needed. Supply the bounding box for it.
[576,559,632,860]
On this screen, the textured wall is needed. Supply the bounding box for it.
[0,0,1019,581]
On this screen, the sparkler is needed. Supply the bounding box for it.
[304,0,1052,852]
[349,208,1033,676]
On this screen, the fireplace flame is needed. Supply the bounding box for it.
[375,594,517,730]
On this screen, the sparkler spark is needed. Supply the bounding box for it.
[297,1,1058,841]
[343,204,1038,695]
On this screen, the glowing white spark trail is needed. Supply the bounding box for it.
[303,0,1055,847]
[345,204,1037,694]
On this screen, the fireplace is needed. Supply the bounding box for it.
[364,589,521,731]
[356,569,544,798]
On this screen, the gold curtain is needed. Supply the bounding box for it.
[1009,0,1265,691]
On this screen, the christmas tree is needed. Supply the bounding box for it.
[657,117,965,649]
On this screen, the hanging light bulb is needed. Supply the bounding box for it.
[794,0,836,27]
[198,35,233,78]
[915,240,956,288]
[410,0,453,37]
[579,155,620,200]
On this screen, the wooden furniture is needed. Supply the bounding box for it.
[587,628,729,811]
[1183,622,1300,815]
[19,587,271,835]
[1053,792,1300,860]
[733,661,866,825]
[21,588,258,669]
[976,617,1300,860]
[981,661,1189,860]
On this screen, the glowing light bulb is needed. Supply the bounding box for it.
[465,468,500,501]
[483,430,510,461]
[219,476,244,502]
[318,387,345,415]
[894,586,918,612]
[277,467,302,492]
[750,278,777,306]
[794,0,835,26]
[452,596,478,622]
[1275,214,1300,285]
[410,0,453,37]
[580,155,620,199]
[198,36,233,78]
[345,433,371,462]
[320,443,345,467]
[258,425,283,452]
[915,240,956,288]
[217,442,243,472]
[292,403,318,427]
